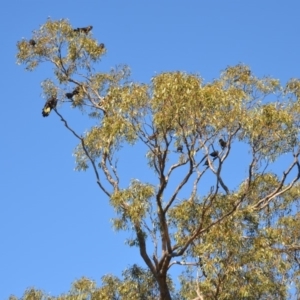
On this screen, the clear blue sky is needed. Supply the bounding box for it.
[1,1,300,298]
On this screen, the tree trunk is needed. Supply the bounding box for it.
[157,273,172,300]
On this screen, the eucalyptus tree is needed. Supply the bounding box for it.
[16,19,300,300]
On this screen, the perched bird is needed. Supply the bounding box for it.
[177,145,183,153]
[210,150,219,157]
[65,86,80,99]
[73,26,93,34]
[72,86,80,95]
[65,92,74,99]
[219,139,227,150]
[99,43,105,50]
[29,39,36,46]
[200,150,219,164]
[42,97,57,117]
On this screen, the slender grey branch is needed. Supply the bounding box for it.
[168,260,199,269]
[166,158,189,180]
[108,156,120,184]
[101,152,119,190]
[164,123,198,213]
[164,164,195,213]
[54,109,111,197]
[254,156,300,210]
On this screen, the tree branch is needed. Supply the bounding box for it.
[254,155,300,210]
[54,109,111,197]
[134,223,157,279]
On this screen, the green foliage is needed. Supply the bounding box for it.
[10,268,179,300]
[16,19,300,299]
[111,180,155,229]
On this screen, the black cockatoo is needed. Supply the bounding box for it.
[210,150,219,157]
[65,86,80,99]
[29,39,36,46]
[42,97,57,117]
[65,93,73,99]
[200,150,219,164]
[73,26,93,34]
[219,139,227,150]
[177,145,183,153]
[72,86,80,95]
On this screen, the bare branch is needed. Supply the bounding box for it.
[100,152,119,190]
[254,155,300,210]
[168,260,199,269]
[166,158,189,180]
[107,156,120,185]
[54,109,111,197]
[164,164,196,213]
[164,124,199,213]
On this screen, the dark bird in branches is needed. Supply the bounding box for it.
[210,150,219,157]
[99,43,105,50]
[219,139,227,150]
[73,26,93,34]
[177,145,183,153]
[65,86,80,99]
[29,39,36,46]
[72,86,80,95]
[200,150,219,164]
[42,97,57,117]
[65,93,73,99]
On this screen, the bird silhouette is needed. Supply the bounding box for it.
[42,97,57,117]
[200,150,219,164]
[29,39,36,46]
[73,26,93,34]
[219,139,227,150]
[65,86,80,99]
[210,150,219,157]
[65,93,73,99]
[177,145,183,153]
[72,86,80,95]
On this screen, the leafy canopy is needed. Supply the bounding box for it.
[15,19,300,300]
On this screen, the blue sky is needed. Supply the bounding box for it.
[1,1,300,298]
